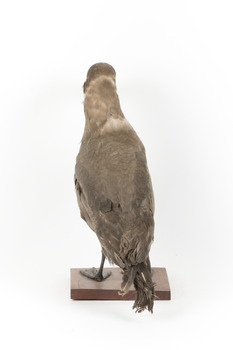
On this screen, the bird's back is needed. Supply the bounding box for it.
[75,125,154,267]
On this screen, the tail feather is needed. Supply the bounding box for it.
[119,261,156,313]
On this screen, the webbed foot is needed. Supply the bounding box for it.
[80,267,111,282]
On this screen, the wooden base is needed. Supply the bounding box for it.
[70,267,171,301]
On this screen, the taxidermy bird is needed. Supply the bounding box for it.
[74,63,155,313]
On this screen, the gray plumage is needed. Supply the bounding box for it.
[74,63,155,312]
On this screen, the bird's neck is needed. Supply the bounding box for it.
[83,76,125,138]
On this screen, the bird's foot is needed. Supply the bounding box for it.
[80,267,111,282]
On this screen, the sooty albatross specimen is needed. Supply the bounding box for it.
[74,63,155,313]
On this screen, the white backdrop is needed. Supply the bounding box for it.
[0,1,232,349]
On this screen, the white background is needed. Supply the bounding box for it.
[0,0,232,349]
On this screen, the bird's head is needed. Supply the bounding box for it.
[83,63,116,93]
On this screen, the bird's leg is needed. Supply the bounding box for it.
[94,253,111,281]
[80,252,112,282]
[146,257,152,273]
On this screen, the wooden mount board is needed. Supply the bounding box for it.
[70,267,171,301]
